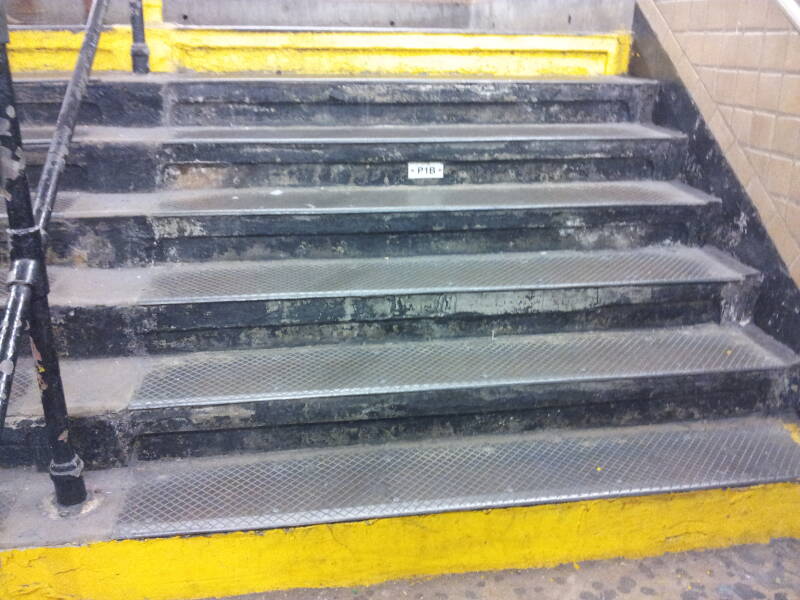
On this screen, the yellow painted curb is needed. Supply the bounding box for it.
[8,27,631,76]
[1,482,799,599]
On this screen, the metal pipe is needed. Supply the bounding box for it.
[28,292,87,506]
[0,6,88,506]
[129,0,150,74]
[33,0,111,233]
[0,262,35,436]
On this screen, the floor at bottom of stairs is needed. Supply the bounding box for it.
[1,416,800,549]
[234,538,800,600]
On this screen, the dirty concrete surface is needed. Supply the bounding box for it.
[218,538,800,600]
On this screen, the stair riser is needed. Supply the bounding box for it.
[25,138,685,192]
[134,373,783,462]
[166,81,657,127]
[161,139,685,191]
[50,283,727,357]
[16,80,163,127]
[32,205,709,266]
[1,368,786,469]
[175,101,633,128]
[15,80,657,127]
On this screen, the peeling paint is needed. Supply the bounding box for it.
[0,145,26,183]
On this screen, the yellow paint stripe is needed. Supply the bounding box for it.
[8,28,631,76]
[784,423,800,445]
[142,0,164,24]
[1,483,799,600]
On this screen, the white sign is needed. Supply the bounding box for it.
[408,162,444,179]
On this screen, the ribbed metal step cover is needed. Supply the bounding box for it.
[114,419,800,538]
[131,324,787,410]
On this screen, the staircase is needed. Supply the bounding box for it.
[2,74,799,552]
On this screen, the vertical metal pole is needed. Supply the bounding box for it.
[129,0,150,74]
[0,262,34,443]
[0,6,87,506]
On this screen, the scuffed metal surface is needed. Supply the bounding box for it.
[114,418,800,538]
[130,323,791,410]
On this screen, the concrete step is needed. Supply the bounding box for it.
[5,416,800,543]
[3,417,799,595]
[14,76,658,128]
[41,245,759,357]
[21,122,686,192]
[24,180,718,267]
[3,322,795,468]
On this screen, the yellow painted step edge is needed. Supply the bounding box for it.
[1,482,799,600]
[8,28,631,76]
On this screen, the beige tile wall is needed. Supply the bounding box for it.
[637,0,800,283]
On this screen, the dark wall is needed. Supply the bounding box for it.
[631,5,800,356]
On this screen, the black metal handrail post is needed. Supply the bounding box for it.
[0,0,111,507]
[129,0,150,74]
[0,7,37,442]
[0,19,87,507]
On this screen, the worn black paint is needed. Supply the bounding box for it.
[45,282,728,358]
[15,78,656,128]
[0,367,787,469]
[1,67,798,469]
[28,202,711,268]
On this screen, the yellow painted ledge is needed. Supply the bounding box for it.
[1,483,799,600]
[8,27,631,76]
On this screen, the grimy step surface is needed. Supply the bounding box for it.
[14,75,658,128]
[44,245,752,307]
[22,121,686,192]
[6,323,794,418]
[0,181,720,267]
[23,121,680,145]
[46,180,715,218]
[2,417,799,545]
[126,323,793,410]
[20,180,719,266]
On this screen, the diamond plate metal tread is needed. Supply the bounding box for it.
[129,323,794,410]
[41,180,715,218]
[0,489,16,531]
[166,122,681,144]
[22,121,682,146]
[47,245,753,307]
[113,417,800,538]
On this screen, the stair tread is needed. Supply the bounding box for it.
[47,180,716,218]
[167,121,681,143]
[8,323,794,418]
[23,121,682,145]
[112,417,800,538]
[46,245,754,306]
[125,323,794,410]
[3,415,799,544]
[8,321,797,415]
